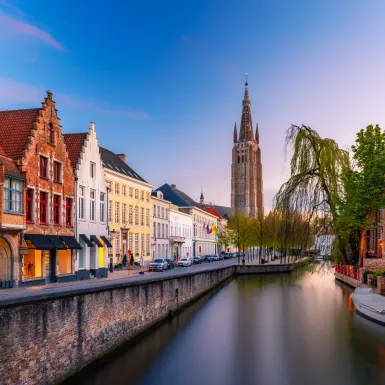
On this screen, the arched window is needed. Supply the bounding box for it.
[48,123,54,144]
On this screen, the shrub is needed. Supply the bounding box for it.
[363,270,375,284]
[372,276,378,287]
[114,263,122,269]
[122,254,128,264]
[130,255,135,265]
[374,269,385,277]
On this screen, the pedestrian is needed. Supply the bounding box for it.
[140,255,144,272]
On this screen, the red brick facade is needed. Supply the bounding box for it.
[18,92,75,236]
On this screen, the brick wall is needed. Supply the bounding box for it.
[20,92,75,236]
[363,258,385,270]
[0,267,234,385]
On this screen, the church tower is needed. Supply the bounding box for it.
[231,78,264,217]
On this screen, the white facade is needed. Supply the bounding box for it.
[169,204,193,259]
[151,191,170,259]
[192,207,217,256]
[74,123,108,278]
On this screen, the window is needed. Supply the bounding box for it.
[141,234,144,254]
[153,205,156,217]
[100,193,105,222]
[40,192,48,224]
[135,234,139,254]
[115,202,120,223]
[165,209,168,219]
[157,206,160,217]
[66,198,73,226]
[141,191,144,201]
[146,234,150,255]
[161,207,164,219]
[4,178,23,213]
[166,224,168,238]
[78,186,85,219]
[26,189,33,222]
[129,233,133,252]
[115,183,120,195]
[129,187,133,198]
[107,181,112,191]
[53,195,61,225]
[146,208,150,227]
[78,238,85,269]
[146,192,149,202]
[53,162,61,183]
[129,205,133,225]
[135,189,138,200]
[90,190,95,221]
[115,232,120,255]
[108,200,112,223]
[153,222,156,238]
[162,224,164,238]
[122,203,127,224]
[40,156,48,178]
[157,223,160,238]
[140,207,144,226]
[48,123,54,144]
[135,207,139,226]
[90,162,96,178]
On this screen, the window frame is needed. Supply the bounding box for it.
[53,161,62,183]
[26,188,33,222]
[65,197,73,227]
[4,177,23,214]
[53,195,61,225]
[40,191,48,224]
[39,156,48,179]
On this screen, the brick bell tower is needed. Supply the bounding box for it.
[231,77,264,217]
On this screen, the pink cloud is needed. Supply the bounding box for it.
[0,10,65,51]
[0,77,150,120]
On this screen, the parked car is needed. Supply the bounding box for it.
[178,258,192,267]
[193,256,202,264]
[148,258,168,272]
[165,258,175,269]
[203,255,213,263]
[212,255,220,261]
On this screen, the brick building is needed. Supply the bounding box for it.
[0,91,81,287]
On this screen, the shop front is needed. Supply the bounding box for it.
[22,234,82,286]
[170,236,185,261]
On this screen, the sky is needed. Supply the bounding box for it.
[1,1,385,211]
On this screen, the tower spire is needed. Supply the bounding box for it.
[255,123,259,143]
[239,76,253,141]
[233,122,237,143]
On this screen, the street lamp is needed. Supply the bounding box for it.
[151,237,157,260]
[109,229,118,273]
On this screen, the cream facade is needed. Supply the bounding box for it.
[101,148,153,265]
[169,204,193,259]
[151,191,170,259]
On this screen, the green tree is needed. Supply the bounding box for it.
[217,230,232,253]
[228,212,251,258]
[336,125,385,265]
[274,124,350,264]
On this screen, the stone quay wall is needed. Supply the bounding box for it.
[0,263,293,385]
[0,267,234,385]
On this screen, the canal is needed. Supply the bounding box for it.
[63,268,385,385]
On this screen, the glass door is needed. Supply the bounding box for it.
[44,251,50,283]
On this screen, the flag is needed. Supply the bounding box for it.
[209,227,213,234]
[212,223,218,235]
[206,224,209,233]
[202,222,205,230]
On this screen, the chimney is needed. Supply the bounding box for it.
[117,154,126,163]
[171,184,176,189]
[89,122,95,131]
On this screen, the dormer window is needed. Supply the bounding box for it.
[48,123,54,144]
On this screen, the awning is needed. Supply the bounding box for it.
[90,235,103,247]
[46,235,67,250]
[60,236,82,250]
[79,234,93,247]
[24,234,55,250]
[100,235,113,248]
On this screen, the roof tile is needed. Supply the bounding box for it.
[63,133,87,169]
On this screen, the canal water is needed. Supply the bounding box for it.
[63,268,385,385]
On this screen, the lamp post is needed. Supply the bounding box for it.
[109,229,118,273]
[152,237,157,260]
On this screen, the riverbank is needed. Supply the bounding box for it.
[0,263,296,385]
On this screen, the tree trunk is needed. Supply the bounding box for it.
[359,228,366,268]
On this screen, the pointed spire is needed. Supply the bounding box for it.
[200,189,205,205]
[239,77,253,141]
[255,123,259,143]
[233,122,237,143]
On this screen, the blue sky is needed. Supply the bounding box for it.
[1,1,385,210]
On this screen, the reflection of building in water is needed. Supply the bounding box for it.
[312,232,335,256]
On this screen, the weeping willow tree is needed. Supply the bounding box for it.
[274,125,351,264]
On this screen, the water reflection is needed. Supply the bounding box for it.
[63,269,385,385]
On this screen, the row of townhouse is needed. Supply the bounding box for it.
[0,92,230,288]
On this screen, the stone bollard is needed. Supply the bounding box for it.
[358,268,366,284]
[367,274,374,287]
[378,276,385,296]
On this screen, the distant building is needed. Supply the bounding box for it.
[154,184,217,256]
[169,203,193,259]
[231,80,264,217]
[151,191,170,259]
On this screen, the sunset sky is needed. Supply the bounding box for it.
[1,0,385,211]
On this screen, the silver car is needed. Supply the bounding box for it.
[149,258,168,272]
